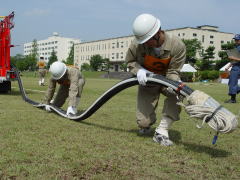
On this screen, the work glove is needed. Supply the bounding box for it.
[137,68,152,86]
[45,105,52,112]
[161,87,177,96]
[161,86,184,101]
[66,106,77,116]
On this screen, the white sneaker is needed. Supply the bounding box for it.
[153,133,173,146]
[138,127,151,135]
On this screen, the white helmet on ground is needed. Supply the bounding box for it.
[49,61,67,80]
[132,13,161,44]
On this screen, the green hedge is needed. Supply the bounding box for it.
[198,70,219,81]
[180,70,220,82]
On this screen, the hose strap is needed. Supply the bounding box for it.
[205,105,223,123]
[176,83,185,94]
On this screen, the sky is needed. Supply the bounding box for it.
[1,0,240,56]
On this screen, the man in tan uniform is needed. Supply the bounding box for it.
[126,13,186,146]
[37,57,47,86]
[42,61,85,116]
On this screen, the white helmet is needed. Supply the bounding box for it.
[132,13,161,44]
[49,61,67,80]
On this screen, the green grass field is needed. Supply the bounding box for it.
[0,72,239,179]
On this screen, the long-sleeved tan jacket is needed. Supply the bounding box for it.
[43,66,84,107]
[126,31,186,81]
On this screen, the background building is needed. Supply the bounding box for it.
[74,25,234,71]
[74,35,134,72]
[24,32,81,62]
[167,25,234,59]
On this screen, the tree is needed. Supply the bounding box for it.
[182,39,202,64]
[32,39,38,58]
[101,58,111,71]
[196,46,216,70]
[25,55,37,71]
[215,42,235,70]
[13,54,27,71]
[47,50,58,68]
[11,54,37,71]
[120,62,128,72]
[30,39,38,70]
[90,55,104,71]
[221,41,235,50]
[66,44,74,65]
[215,59,229,70]
[218,41,235,60]
[11,54,24,67]
[81,63,91,71]
[202,46,215,60]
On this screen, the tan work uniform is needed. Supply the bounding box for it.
[126,32,186,128]
[43,66,85,108]
[37,60,47,79]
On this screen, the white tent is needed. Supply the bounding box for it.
[180,64,197,72]
[220,63,232,71]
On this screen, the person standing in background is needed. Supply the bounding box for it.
[225,34,240,103]
[37,57,47,86]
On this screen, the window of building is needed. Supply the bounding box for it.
[221,40,224,44]
[193,33,197,37]
[178,33,180,36]
[182,33,185,36]
[210,35,214,38]
[210,41,214,44]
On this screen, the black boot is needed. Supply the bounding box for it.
[225,94,236,103]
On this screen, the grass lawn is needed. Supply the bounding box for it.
[0,72,239,179]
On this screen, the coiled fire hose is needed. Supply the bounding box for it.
[14,67,238,144]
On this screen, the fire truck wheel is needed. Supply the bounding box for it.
[0,81,11,93]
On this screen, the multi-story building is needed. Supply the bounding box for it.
[167,25,234,59]
[74,25,234,71]
[74,35,134,71]
[23,32,81,62]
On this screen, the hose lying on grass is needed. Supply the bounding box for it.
[14,66,238,136]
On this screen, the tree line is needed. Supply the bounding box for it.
[11,38,234,73]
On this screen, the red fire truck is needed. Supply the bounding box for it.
[0,12,16,92]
